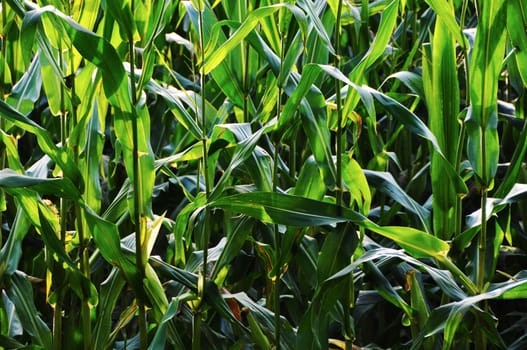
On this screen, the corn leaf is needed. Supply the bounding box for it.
[211,192,449,259]
[0,100,83,189]
[364,170,430,232]
[422,8,460,239]
[466,0,507,186]
[0,168,79,199]
[423,0,468,48]
[342,0,398,118]
[202,4,307,74]
[5,272,52,349]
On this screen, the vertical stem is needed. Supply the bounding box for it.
[469,2,487,348]
[289,127,297,178]
[454,123,466,238]
[477,186,488,291]
[0,1,7,247]
[460,0,488,293]
[476,185,488,350]
[129,1,147,348]
[52,39,68,350]
[359,0,369,54]
[242,0,250,124]
[52,291,64,350]
[243,42,250,123]
[335,0,343,210]
[335,2,352,348]
[411,0,417,45]
[460,0,470,100]
[192,310,201,350]
[271,23,287,350]
[199,0,211,296]
[194,3,211,349]
[199,0,210,229]
[65,6,92,343]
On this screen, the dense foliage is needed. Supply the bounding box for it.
[1,0,527,349]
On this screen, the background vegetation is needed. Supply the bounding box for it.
[1,0,527,349]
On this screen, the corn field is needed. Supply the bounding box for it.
[1,0,527,349]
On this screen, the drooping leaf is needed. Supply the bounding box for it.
[342,0,399,118]
[211,192,450,259]
[413,274,527,350]
[364,170,430,232]
[151,257,245,330]
[0,168,80,200]
[0,100,83,190]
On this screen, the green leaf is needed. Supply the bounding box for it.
[145,81,203,140]
[277,62,466,196]
[455,184,527,249]
[0,101,83,190]
[211,218,253,282]
[38,43,72,116]
[6,54,41,115]
[184,3,247,109]
[211,191,363,226]
[365,261,412,316]
[423,0,468,48]
[413,274,527,350]
[136,0,172,92]
[210,122,271,200]
[296,0,335,56]
[364,170,430,232]
[77,101,104,213]
[92,268,126,350]
[0,334,25,349]
[231,292,296,350]
[202,4,307,74]
[115,101,155,218]
[301,245,464,349]
[247,310,272,350]
[0,208,31,277]
[406,269,432,345]
[0,169,80,200]
[342,156,371,215]
[151,257,245,330]
[342,0,399,118]
[508,0,527,87]
[83,206,148,304]
[211,192,449,259]
[5,273,52,348]
[144,263,168,322]
[366,88,467,196]
[149,298,185,350]
[466,0,507,186]
[495,96,527,198]
[422,6,461,239]
[292,156,325,200]
[385,71,425,99]
[300,103,337,187]
[71,0,100,32]
[103,0,135,42]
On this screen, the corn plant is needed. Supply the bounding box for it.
[1,0,527,349]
